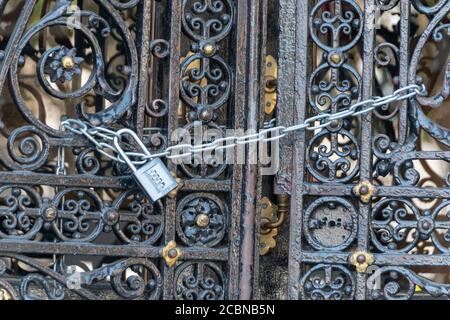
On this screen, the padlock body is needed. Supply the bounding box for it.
[133,158,177,202]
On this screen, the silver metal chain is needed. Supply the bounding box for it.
[62,84,427,166]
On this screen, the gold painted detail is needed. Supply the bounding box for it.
[195,214,210,228]
[168,175,183,199]
[162,241,182,268]
[0,288,12,300]
[349,251,374,273]
[264,55,278,115]
[202,44,216,57]
[330,52,342,64]
[353,180,376,204]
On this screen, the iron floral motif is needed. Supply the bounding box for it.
[0,186,43,240]
[176,193,227,247]
[43,46,84,84]
[370,197,450,254]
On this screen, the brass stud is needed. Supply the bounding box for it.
[349,251,374,273]
[353,180,376,204]
[330,53,342,64]
[195,214,210,228]
[168,177,183,199]
[202,44,215,57]
[162,241,182,268]
[356,254,366,264]
[44,207,57,221]
[62,56,75,69]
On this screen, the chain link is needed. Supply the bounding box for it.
[61,84,427,165]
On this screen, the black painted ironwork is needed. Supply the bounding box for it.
[0,0,267,300]
[279,0,450,300]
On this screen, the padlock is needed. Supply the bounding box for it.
[114,129,178,202]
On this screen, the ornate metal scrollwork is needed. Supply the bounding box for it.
[304,197,357,251]
[300,264,355,300]
[283,0,450,300]
[0,0,253,300]
[176,193,227,248]
[174,261,225,300]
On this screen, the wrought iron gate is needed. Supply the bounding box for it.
[0,0,266,300]
[278,0,450,300]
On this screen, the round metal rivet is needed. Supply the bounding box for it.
[106,210,119,223]
[203,44,215,57]
[330,53,341,64]
[421,221,431,230]
[330,120,340,128]
[44,207,57,221]
[359,186,369,195]
[195,214,210,228]
[199,109,213,122]
[168,249,178,259]
[356,254,366,264]
[62,56,75,69]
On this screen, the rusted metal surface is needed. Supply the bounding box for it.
[280,0,450,300]
[0,0,265,300]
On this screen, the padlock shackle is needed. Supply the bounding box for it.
[113,129,152,172]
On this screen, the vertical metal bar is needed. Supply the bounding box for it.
[286,0,310,300]
[228,0,243,299]
[253,0,268,300]
[236,0,265,300]
[274,0,296,196]
[134,0,152,136]
[96,1,106,113]
[355,0,376,300]
[162,0,182,300]
[398,0,410,143]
